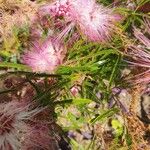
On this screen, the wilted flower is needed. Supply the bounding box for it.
[125,19,150,85]
[0,100,48,150]
[22,38,65,73]
[22,124,56,150]
[133,29,150,49]
[40,0,121,42]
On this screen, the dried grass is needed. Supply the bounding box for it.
[0,0,39,38]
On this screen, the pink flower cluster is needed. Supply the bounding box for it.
[22,0,121,73]
[41,0,121,42]
[50,0,70,17]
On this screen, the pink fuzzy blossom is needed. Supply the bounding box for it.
[0,101,48,150]
[22,38,65,73]
[40,0,121,42]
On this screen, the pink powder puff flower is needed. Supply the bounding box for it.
[40,0,121,42]
[0,101,45,150]
[68,0,121,42]
[22,38,66,73]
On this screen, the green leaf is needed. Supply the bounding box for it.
[56,66,73,75]
[5,71,62,78]
[72,98,92,105]
[90,108,119,125]
[111,119,124,137]
[70,139,84,150]
[0,50,12,57]
[54,99,73,105]
[108,55,121,90]
[0,62,31,70]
